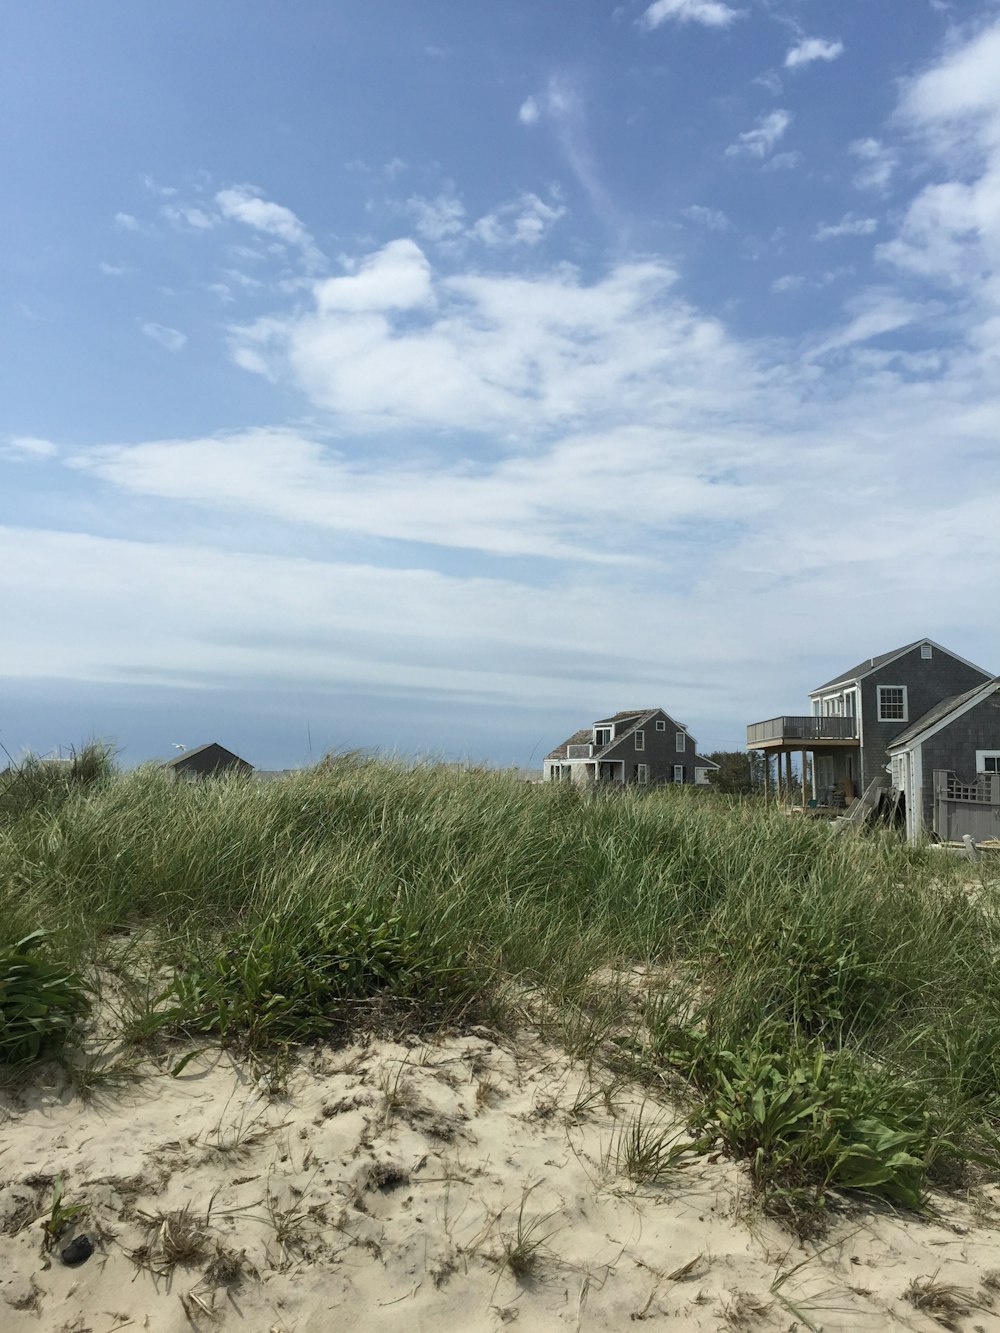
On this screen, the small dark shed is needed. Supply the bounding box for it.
[162,743,253,782]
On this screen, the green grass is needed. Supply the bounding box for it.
[2,748,999,1225]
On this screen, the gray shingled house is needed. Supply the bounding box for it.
[162,742,254,782]
[746,638,998,825]
[544,708,718,786]
[887,676,1000,842]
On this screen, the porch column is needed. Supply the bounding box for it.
[801,749,808,810]
[763,751,770,801]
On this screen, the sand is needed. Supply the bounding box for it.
[3,1030,1000,1333]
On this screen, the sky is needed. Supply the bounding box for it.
[3,1,1000,770]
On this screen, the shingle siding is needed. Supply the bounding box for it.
[600,710,694,782]
[915,691,1000,828]
[859,647,991,787]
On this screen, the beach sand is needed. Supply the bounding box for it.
[3,1030,1000,1332]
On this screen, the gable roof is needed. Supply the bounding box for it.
[887,677,1000,751]
[810,639,992,695]
[546,707,707,763]
[162,742,249,769]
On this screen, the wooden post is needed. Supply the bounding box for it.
[763,751,770,801]
[801,749,808,810]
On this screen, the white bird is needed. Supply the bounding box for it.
[173,743,187,752]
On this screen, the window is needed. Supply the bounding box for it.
[976,751,1000,774]
[594,727,611,746]
[877,686,908,722]
[675,732,685,751]
[694,767,709,785]
[673,765,685,783]
[655,720,666,731]
[634,730,644,751]
[634,763,649,784]
[921,644,933,660]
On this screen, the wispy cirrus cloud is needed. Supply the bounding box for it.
[726,110,792,159]
[215,185,322,268]
[517,74,623,235]
[814,213,878,241]
[682,204,731,231]
[139,321,187,352]
[405,189,566,248]
[1,435,57,461]
[850,137,898,192]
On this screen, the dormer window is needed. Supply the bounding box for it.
[594,727,611,747]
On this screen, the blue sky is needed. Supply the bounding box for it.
[3,1,1000,768]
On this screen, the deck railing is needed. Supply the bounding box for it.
[746,716,858,746]
[566,743,594,759]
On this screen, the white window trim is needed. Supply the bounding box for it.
[594,727,611,746]
[877,685,908,723]
[636,763,649,785]
[655,720,666,731]
[634,730,644,751]
[675,731,685,751]
[673,764,685,783]
[976,750,1000,773]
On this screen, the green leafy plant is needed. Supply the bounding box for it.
[0,931,89,1065]
[146,903,476,1049]
[657,1023,936,1219]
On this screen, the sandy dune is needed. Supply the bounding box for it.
[3,1031,1000,1332]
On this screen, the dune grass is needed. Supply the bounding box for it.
[2,747,999,1224]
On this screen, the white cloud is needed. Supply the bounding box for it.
[850,138,897,192]
[785,37,844,69]
[140,321,187,352]
[69,424,762,565]
[470,193,566,247]
[641,0,740,30]
[518,75,621,233]
[228,241,753,435]
[879,20,1000,298]
[518,96,540,125]
[807,290,928,359]
[726,110,792,159]
[760,150,802,172]
[771,273,805,294]
[99,261,131,277]
[1,435,57,461]
[311,238,433,314]
[216,186,321,266]
[405,192,467,242]
[113,212,140,231]
[682,205,731,231]
[162,203,217,231]
[814,214,878,241]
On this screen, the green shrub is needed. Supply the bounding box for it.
[0,930,89,1064]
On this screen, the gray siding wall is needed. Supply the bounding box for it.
[918,690,1000,829]
[602,711,700,783]
[859,648,989,788]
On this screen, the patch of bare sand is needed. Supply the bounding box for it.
[2,1033,1000,1332]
